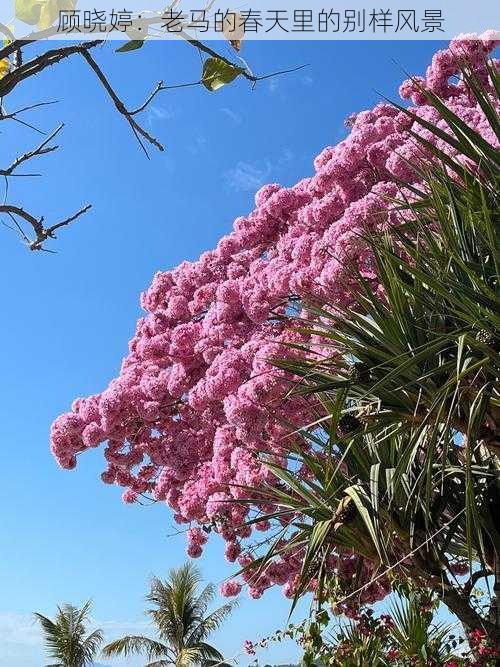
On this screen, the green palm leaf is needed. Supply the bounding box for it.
[102,635,169,660]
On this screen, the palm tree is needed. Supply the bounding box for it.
[102,562,236,667]
[34,600,103,667]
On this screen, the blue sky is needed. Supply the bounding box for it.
[0,38,446,666]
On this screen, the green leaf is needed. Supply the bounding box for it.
[15,0,77,29]
[15,0,43,25]
[116,39,144,53]
[38,0,58,29]
[116,27,146,53]
[201,57,244,92]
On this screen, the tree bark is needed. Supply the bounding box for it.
[442,585,500,646]
[489,556,500,632]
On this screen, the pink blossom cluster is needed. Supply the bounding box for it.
[243,640,256,656]
[51,35,499,602]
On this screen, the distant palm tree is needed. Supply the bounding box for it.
[34,600,103,667]
[103,562,236,667]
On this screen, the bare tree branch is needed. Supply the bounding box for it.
[80,50,164,155]
[463,568,491,596]
[0,40,102,98]
[129,80,166,116]
[0,203,91,251]
[0,124,63,177]
[0,15,305,251]
[0,205,44,236]
[0,100,59,123]
[45,204,92,236]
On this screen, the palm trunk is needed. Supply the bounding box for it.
[441,585,500,646]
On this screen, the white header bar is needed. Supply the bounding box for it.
[1,1,499,41]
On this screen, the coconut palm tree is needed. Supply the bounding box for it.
[34,600,103,667]
[102,562,236,667]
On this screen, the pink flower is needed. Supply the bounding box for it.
[187,527,208,547]
[450,560,469,576]
[243,640,256,655]
[49,36,499,603]
[122,489,138,504]
[220,580,242,597]
[186,544,203,558]
[224,541,242,563]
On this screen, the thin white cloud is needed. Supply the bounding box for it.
[267,73,312,96]
[278,148,294,166]
[220,107,243,125]
[268,78,279,94]
[224,149,295,192]
[187,134,208,155]
[146,105,176,128]
[224,160,272,191]
[0,612,40,646]
[0,611,150,667]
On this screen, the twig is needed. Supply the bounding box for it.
[463,568,491,595]
[0,20,305,251]
[2,214,31,244]
[0,124,63,177]
[129,80,165,115]
[0,100,59,122]
[0,41,103,98]
[0,203,91,251]
[178,29,309,85]
[0,112,45,134]
[80,50,164,156]
[251,63,310,82]
[45,204,92,237]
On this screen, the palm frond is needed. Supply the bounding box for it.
[187,602,238,644]
[193,583,216,617]
[105,563,233,666]
[102,635,168,660]
[388,592,455,663]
